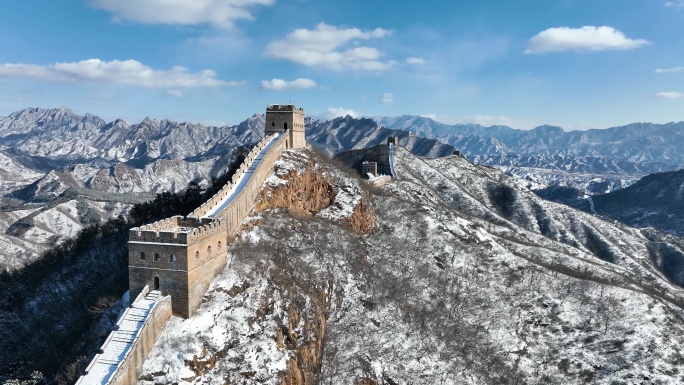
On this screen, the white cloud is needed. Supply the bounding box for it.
[655,91,683,99]
[165,89,184,97]
[326,107,358,119]
[87,0,274,28]
[265,23,394,71]
[665,1,684,8]
[380,92,394,104]
[0,59,238,88]
[260,78,317,91]
[524,26,649,54]
[406,57,425,64]
[655,67,684,74]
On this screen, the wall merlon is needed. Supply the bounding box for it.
[141,230,159,240]
[186,217,199,227]
[158,231,179,241]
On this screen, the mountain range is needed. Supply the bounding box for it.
[373,115,684,171]
[536,169,684,237]
[2,107,684,270]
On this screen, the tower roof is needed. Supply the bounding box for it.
[266,104,304,112]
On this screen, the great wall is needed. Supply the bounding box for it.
[75,104,396,385]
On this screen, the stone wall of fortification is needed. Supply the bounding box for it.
[128,132,290,318]
[189,133,281,219]
[214,132,289,224]
[107,294,172,385]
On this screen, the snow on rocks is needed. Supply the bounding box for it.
[316,178,362,222]
[138,146,684,384]
[140,268,291,385]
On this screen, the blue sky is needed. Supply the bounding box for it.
[0,0,683,129]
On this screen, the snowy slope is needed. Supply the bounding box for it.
[138,147,684,385]
[0,199,130,270]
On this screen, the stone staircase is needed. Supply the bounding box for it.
[75,289,164,385]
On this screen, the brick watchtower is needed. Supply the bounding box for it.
[266,104,306,148]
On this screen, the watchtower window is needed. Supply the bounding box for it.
[170,254,177,262]
[195,251,200,259]
[271,122,275,126]
[140,252,146,260]
[154,253,161,262]
[284,122,288,130]
[207,245,212,256]
[218,241,222,250]
[154,276,160,290]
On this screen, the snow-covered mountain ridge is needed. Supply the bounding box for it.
[0,107,262,164]
[374,115,684,191]
[137,147,684,384]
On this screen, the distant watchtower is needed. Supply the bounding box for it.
[266,104,306,148]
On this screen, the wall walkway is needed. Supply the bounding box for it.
[389,143,398,178]
[203,132,283,218]
[75,287,172,385]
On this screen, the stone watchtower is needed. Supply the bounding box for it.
[266,104,306,148]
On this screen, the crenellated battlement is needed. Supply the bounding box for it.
[267,104,304,114]
[186,218,228,244]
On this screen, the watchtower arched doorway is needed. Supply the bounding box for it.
[154,276,160,291]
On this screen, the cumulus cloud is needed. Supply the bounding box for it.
[406,57,425,64]
[265,23,394,71]
[326,107,358,118]
[655,67,684,74]
[655,91,683,99]
[260,78,317,91]
[0,59,238,88]
[380,92,394,104]
[524,26,649,54]
[87,0,274,28]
